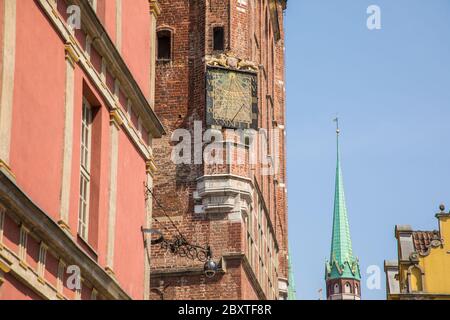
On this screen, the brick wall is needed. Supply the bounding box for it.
[152,0,288,300]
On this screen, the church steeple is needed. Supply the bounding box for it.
[325,119,361,300]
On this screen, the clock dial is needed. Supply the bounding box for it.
[206,67,258,130]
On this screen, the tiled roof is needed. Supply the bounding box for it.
[412,231,440,256]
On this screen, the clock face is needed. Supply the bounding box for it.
[206,67,258,130]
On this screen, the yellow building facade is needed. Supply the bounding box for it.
[385,204,450,300]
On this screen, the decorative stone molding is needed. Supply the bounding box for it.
[149,0,161,16]
[105,266,115,277]
[0,255,12,274]
[57,220,71,233]
[409,252,420,263]
[0,255,11,285]
[146,157,157,177]
[0,269,5,285]
[65,42,80,68]
[195,174,253,220]
[110,110,123,129]
[417,231,444,257]
[205,53,259,73]
[0,160,15,180]
[430,232,444,248]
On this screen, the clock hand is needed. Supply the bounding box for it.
[231,103,246,123]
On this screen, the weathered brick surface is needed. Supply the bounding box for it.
[152,0,288,300]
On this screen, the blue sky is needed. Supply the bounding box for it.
[285,0,450,300]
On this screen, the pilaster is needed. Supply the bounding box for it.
[0,0,17,179]
[59,42,79,231]
[105,110,121,275]
[115,0,123,53]
[148,0,160,105]
[143,157,156,300]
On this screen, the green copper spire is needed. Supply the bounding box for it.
[325,119,361,281]
[287,249,297,300]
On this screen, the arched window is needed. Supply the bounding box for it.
[344,282,352,294]
[333,283,340,294]
[355,283,359,295]
[409,266,424,292]
[157,30,172,61]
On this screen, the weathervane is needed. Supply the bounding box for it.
[333,116,340,135]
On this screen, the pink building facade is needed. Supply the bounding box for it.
[0,0,163,300]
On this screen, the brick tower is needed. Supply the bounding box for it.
[150,0,289,300]
[325,122,361,300]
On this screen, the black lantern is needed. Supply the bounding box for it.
[142,228,218,278]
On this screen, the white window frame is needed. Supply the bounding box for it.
[37,242,48,279]
[57,259,65,294]
[19,225,28,262]
[78,98,93,241]
[85,35,92,59]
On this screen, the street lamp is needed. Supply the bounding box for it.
[142,227,218,278]
[203,253,218,278]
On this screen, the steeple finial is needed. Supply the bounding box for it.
[334,117,340,135]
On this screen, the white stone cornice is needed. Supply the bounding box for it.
[196,174,254,218]
[0,171,131,300]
